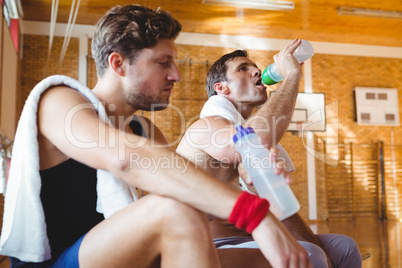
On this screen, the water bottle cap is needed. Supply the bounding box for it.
[293,39,314,63]
[232,125,255,143]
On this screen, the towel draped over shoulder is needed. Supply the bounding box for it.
[0,75,138,262]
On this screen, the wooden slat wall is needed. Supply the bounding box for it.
[324,143,380,220]
[383,145,402,220]
[325,144,354,219]
[324,142,402,221]
[352,143,379,219]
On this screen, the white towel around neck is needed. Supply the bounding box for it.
[0,75,138,262]
[200,95,295,172]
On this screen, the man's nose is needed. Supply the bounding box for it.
[169,63,181,83]
[252,67,261,77]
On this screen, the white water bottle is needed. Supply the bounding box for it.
[233,125,300,220]
[262,39,314,85]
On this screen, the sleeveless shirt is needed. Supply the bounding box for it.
[39,115,146,258]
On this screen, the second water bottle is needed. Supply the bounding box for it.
[233,125,300,220]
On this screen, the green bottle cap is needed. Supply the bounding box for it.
[262,67,278,85]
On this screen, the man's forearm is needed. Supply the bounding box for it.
[281,213,322,247]
[116,143,241,219]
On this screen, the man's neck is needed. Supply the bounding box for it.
[92,77,137,130]
[229,100,255,120]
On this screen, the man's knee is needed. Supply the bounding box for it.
[317,234,362,268]
[141,195,210,235]
[335,235,362,267]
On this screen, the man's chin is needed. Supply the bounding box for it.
[254,94,268,105]
[145,102,169,111]
[254,100,267,106]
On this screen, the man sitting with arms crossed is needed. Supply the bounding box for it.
[177,49,362,268]
[0,5,312,268]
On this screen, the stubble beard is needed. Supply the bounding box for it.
[126,92,169,111]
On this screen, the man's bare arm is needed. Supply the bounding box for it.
[282,214,321,246]
[38,86,238,218]
[244,39,303,148]
[177,116,240,164]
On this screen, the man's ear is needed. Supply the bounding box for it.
[214,82,230,95]
[108,52,126,77]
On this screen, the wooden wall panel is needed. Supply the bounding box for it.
[325,143,380,220]
[383,145,402,220]
[0,19,17,139]
[20,35,79,115]
[0,10,3,124]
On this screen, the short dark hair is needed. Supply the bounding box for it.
[91,5,182,77]
[206,50,248,98]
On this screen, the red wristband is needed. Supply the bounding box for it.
[228,191,270,233]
